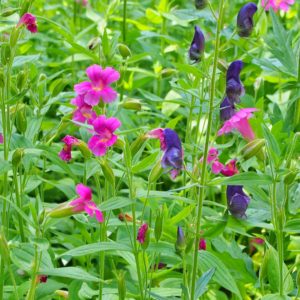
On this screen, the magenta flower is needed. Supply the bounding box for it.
[0,133,3,144]
[71,95,97,125]
[137,223,149,244]
[206,147,219,164]
[199,238,206,250]
[70,184,103,223]
[218,108,257,141]
[147,128,183,179]
[74,65,120,106]
[262,0,295,12]
[88,115,121,156]
[220,159,239,177]
[59,135,79,161]
[18,13,37,33]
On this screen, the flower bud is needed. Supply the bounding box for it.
[17,71,27,91]
[47,202,76,218]
[284,171,297,186]
[54,290,69,299]
[1,8,19,17]
[154,209,163,242]
[130,134,146,156]
[137,223,150,250]
[120,99,142,111]
[241,138,265,160]
[12,148,24,168]
[118,44,131,59]
[0,232,10,261]
[77,140,91,160]
[175,226,186,257]
[88,37,100,50]
[16,107,27,134]
[10,27,19,48]
[0,71,5,88]
[189,26,205,62]
[99,159,115,187]
[195,0,207,9]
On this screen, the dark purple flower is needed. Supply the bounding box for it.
[227,185,250,218]
[189,26,205,62]
[195,0,207,9]
[220,97,236,121]
[226,60,244,103]
[237,3,258,37]
[147,128,183,179]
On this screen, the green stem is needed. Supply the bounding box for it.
[25,249,41,300]
[122,0,127,42]
[190,1,225,298]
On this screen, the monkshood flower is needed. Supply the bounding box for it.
[220,97,236,121]
[88,115,121,156]
[147,128,183,179]
[17,13,37,33]
[195,0,207,10]
[0,133,3,144]
[226,60,244,104]
[189,26,205,62]
[227,185,250,218]
[218,108,257,141]
[199,238,206,250]
[71,95,97,125]
[262,0,295,12]
[137,223,149,244]
[70,184,104,222]
[237,3,257,37]
[74,65,120,106]
[59,135,79,161]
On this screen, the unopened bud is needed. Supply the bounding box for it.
[16,107,27,133]
[175,226,186,257]
[10,27,19,48]
[161,68,177,78]
[120,99,142,111]
[1,44,10,65]
[17,71,27,91]
[1,8,19,17]
[12,148,24,168]
[241,138,265,160]
[88,37,100,50]
[77,140,91,160]
[130,134,146,156]
[118,44,131,59]
[47,202,75,218]
[99,159,115,187]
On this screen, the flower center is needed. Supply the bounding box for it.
[98,128,112,143]
[93,80,104,91]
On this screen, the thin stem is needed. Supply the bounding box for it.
[190,0,225,298]
[122,0,127,42]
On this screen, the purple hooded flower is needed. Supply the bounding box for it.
[195,0,207,9]
[220,97,236,121]
[227,185,250,218]
[226,60,244,104]
[237,3,258,37]
[148,128,183,179]
[189,26,205,62]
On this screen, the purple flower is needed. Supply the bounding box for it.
[59,135,79,161]
[226,60,244,104]
[137,223,148,244]
[227,185,250,218]
[220,97,236,121]
[237,3,258,37]
[148,128,183,179]
[189,26,205,62]
[195,0,207,9]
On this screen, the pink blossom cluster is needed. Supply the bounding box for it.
[262,0,295,12]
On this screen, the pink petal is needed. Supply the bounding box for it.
[104,134,118,147]
[99,87,118,103]
[84,202,95,217]
[74,81,92,95]
[84,90,102,106]
[76,183,92,201]
[88,136,107,156]
[92,116,107,133]
[71,95,85,107]
[95,209,104,223]
[212,161,224,174]
[107,117,121,132]
[99,67,120,85]
[86,65,103,86]
[59,149,71,161]
[235,118,255,141]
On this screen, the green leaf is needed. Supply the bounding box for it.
[13,55,40,68]
[99,197,134,211]
[40,267,100,282]
[132,151,159,173]
[194,268,215,299]
[284,219,300,233]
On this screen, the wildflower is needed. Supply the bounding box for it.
[76,0,88,6]
[74,65,120,106]
[262,0,295,12]
[195,0,207,9]
[37,275,48,283]
[70,184,104,222]
[71,95,97,125]
[148,128,183,179]
[88,115,121,156]
[220,159,239,177]
[237,3,258,37]
[206,147,219,164]
[0,133,3,144]
[137,223,149,244]
[226,61,244,103]
[199,238,206,250]
[59,135,79,161]
[218,108,257,141]
[227,185,250,218]
[175,226,186,255]
[189,26,205,62]
[220,97,236,121]
[17,13,37,33]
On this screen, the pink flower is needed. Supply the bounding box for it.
[218,108,257,141]
[70,184,103,223]
[0,133,3,144]
[71,95,97,125]
[147,128,166,150]
[88,115,121,156]
[220,159,239,177]
[59,135,79,161]
[211,160,225,174]
[199,238,206,250]
[17,13,37,33]
[76,0,88,6]
[262,0,295,12]
[74,65,120,106]
[137,223,148,244]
